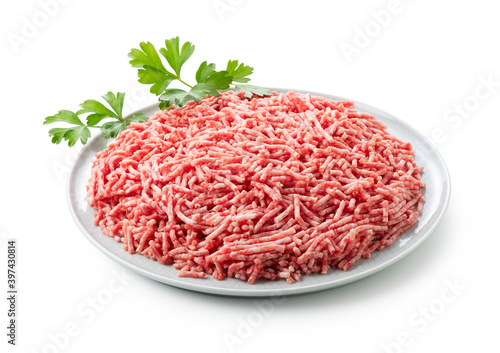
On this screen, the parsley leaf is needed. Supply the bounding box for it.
[64,126,91,147]
[78,99,117,120]
[48,126,91,147]
[195,61,216,83]
[44,92,147,147]
[101,121,126,139]
[47,127,70,145]
[204,71,232,90]
[128,41,177,95]
[226,60,253,83]
[139,68,176,96]
[44,110,85,126]
[129,41,167,70]
[126,113,149,124]
[102,92,125,117]
[44,112,91,147]
[190,83,220,100]
[160,37,195,78]
[159,83,222,109]
[159,89,190,110]
[85,113,108,127]
[234,84,273,98]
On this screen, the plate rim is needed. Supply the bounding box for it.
[67,88,451,297]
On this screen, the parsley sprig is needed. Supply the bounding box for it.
[128,37,271,109]
[45,37,270,147]
[43,92,147,147]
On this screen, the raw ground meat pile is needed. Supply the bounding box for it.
[87,91,425,284]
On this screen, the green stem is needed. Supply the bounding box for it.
[177,77,193,89]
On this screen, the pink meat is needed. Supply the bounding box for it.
[87,91,425,284]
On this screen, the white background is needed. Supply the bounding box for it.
[1,0,499,352]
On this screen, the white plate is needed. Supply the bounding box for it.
[67,88,451,297]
